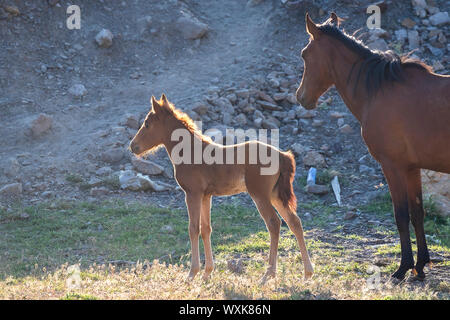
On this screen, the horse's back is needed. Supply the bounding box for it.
[363,69,450,173]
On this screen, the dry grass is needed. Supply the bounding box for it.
[0,256,444,300]
[0,200,448,300]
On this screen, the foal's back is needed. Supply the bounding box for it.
[174,140,282,196]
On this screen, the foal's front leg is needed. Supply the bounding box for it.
[185,192,203,281]
[201,195,214,280]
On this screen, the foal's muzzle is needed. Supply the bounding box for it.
[129,141,140,154]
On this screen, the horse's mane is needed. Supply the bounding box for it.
[317,23,433,96]
[163,100,213,143]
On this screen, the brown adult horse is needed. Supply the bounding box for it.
[296,12,450,281]
[130,94,314,283]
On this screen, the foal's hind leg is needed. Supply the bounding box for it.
[250,195,281,284]
[406,169,430,281]
[272,197,313,280]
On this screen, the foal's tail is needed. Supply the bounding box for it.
[276,150,297,213]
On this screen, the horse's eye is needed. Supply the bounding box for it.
[145,121,149,128]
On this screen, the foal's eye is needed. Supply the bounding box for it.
[145,121,149,128]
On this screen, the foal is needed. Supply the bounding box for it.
[297,13,450,281]
[130,94,313,282]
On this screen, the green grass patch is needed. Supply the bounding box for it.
[62,293,98,300]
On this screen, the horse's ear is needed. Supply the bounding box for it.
[151,95,162,112]
[305,13,320,39]
[330,12,342,27]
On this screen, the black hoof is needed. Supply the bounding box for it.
[391,270,407,281]
[409,269,426,282]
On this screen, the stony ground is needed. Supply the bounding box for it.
[0,0,449,300]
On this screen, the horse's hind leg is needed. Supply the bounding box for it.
[250,194,281,284]
[382,163,415,281]
[272,197,313,279]
[406,169,430,280]
[200,195,214,280]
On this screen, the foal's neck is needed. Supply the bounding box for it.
[328,39,370,123]
[162,115,207,165]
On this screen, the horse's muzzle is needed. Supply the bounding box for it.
[296,91,317,110]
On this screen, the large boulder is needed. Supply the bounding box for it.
[421,170,450,217]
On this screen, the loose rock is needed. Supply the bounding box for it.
[0,183,22,196]
[124,114,140,130]
[101,148,125,164]
[303,151,326,167]
[339,124,353,134]
[429,12,449,26]
[131,157,164,175]
[95,29,114,48]
[29,114,53,137]
[227,259,244,274]
[68,84,87,98]
[176,12,208,40]
[305,184,329,195]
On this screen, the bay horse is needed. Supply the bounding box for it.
[129,94,314,283]
[296,12,450,281]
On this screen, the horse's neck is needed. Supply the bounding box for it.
[330,45,369,123]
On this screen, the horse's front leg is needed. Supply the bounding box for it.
[382,163,415,281]
[185,192,203,281]
[406,169,430,281]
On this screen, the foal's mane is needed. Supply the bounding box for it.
[318,22,433,96]
[163,100,212,143]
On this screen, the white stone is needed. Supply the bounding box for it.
[68,84,87,97]
[95,29,113,48]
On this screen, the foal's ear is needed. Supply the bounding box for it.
[305,13,320,39]
[151,95,162,112]
[160,93,169,106]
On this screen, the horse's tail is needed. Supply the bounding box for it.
[276,150,297,213]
